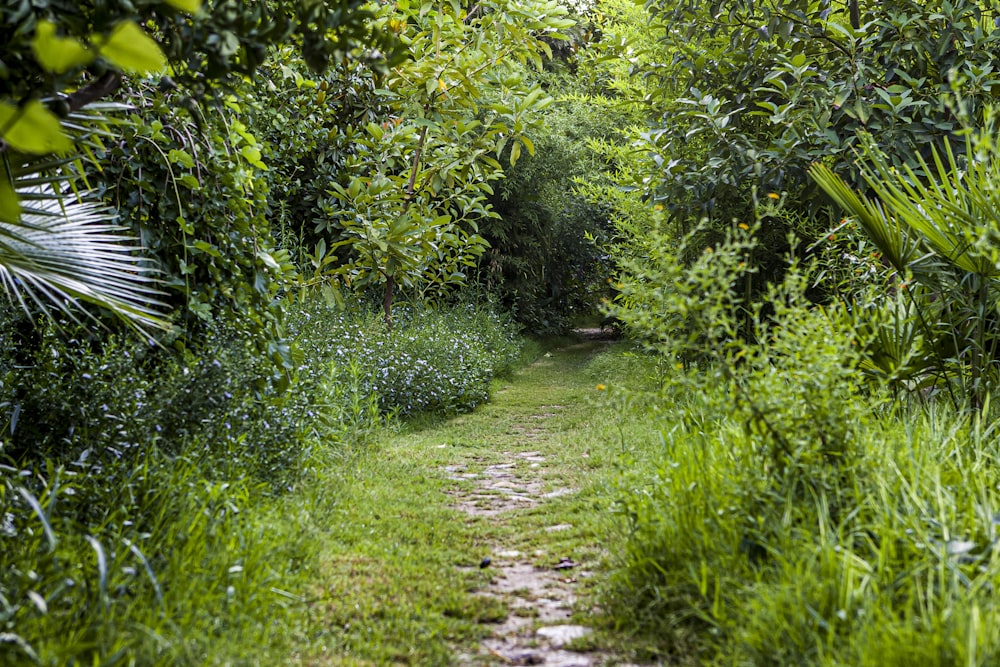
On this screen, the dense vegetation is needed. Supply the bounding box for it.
[4,0,1000,663]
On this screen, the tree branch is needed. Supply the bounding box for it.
[66,71,122,113]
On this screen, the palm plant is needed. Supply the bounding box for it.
[810,126,1000,407]
[1,104,168,333]
[0,185,167,332]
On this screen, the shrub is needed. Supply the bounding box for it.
[0,293,521,664]
[291,298,522,417]
[603,213,1000,665]
[0,313,342,664]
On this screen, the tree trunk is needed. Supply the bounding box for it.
[384,274,395,330]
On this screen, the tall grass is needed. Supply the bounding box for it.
[609,384,1000,665]
[601,217,1000,665]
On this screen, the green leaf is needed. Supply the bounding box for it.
[162,0,202,12]
[259,251,281,270]
[0,185,168,331]
[193,240,222,257]
[240,145,267,169]
[168,148,195,169]
[509,140,521,166]
[32,20,93,74]
[98,20,167,73]
[520,135,535,156]
[0,100,73,154]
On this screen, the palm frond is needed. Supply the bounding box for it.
[0,185,170,333]
[807,163,921,273]
[856,135,998,278]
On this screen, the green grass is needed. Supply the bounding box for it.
[297,340,664,665]
[0,299,522,666]
[17,317,989,667]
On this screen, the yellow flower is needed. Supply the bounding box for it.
[596,384,607,391]
[738,223,750,230]
[767,192,780,200]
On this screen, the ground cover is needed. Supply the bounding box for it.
[0,300,521,666]
[300,335,660,666]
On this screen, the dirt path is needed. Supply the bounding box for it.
[441,340,642,667]
[309,334,650,666]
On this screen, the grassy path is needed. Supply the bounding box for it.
[301,338,653,666]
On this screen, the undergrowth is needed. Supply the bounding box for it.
[0,296,519,665]
[601,220,1000,665]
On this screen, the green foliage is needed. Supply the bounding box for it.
[0,0,398,332]
[0,182,167,333]
[0,0,395,104]
[0,315,347,664]
[248,52,389,271]
[582,0,1000,303]
[811,116,1000,405]
[610,212,865,479]
[0,296,518,664]
[291,298,521,417]
[637,0,1000,215]
[317,0,573,326]
[90,79,303,382]
[481,77,622,333]
[601,223,1000,665]
[610,370,1000,665]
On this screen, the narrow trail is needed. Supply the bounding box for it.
[310,334,651,666]
[440,338,642,667]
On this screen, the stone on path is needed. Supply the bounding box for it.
[535,624,592,648]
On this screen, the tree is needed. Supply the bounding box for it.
[0,3,187,329]
[631,0,1000,227]
[319,0,573,327]
[0,0,396,331]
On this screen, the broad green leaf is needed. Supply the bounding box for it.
[168,148,195,168]
[193,240,222,257]
[520,135,535,156]
[98,21,167,73]
[509,140,521,166]
[240,145,267,169]
[259,251,281,270]
[0,100,73,154]
[162,0,202,12]
[32,20,93,74]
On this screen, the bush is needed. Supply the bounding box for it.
[291,298,522,417]
[481,80,623,334]
[0,312,342,664]
[603,221,1000,665]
